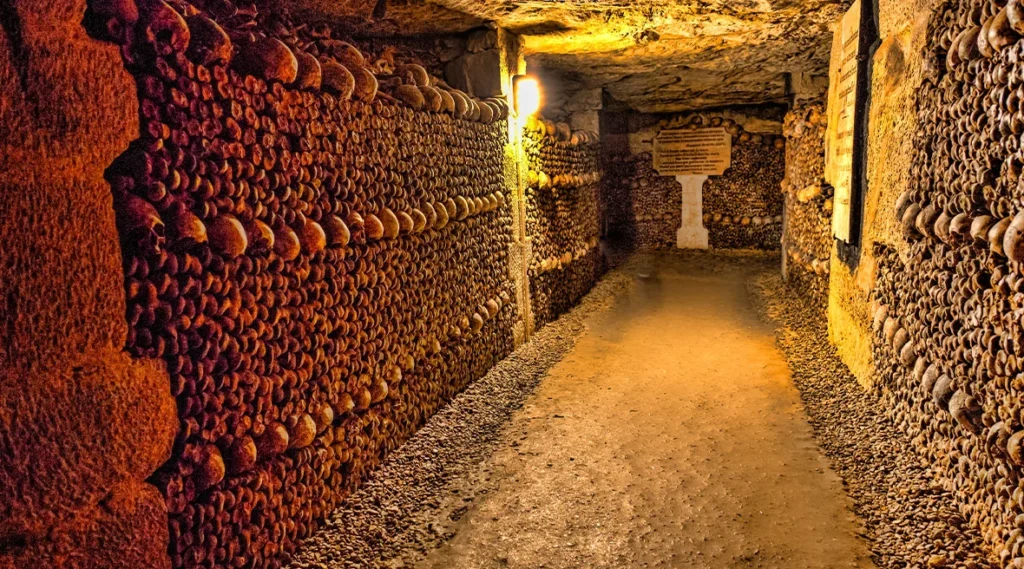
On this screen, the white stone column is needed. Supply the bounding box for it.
[675,175,709,249]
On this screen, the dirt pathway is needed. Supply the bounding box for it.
[416,254,876,569]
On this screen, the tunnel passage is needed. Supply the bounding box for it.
[11,0,1024,568]
[0,0,817,563]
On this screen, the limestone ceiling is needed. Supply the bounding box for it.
[283,0,852,113]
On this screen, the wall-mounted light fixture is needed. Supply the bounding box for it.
[513,75,541,120]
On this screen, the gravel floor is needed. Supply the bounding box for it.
[415,250,873,569]
[288,252,998,569]
[749,271,997,569]
[287,264,633,569]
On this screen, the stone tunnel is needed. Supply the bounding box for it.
[0,0,1018,567]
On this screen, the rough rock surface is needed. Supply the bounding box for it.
[0,0,178,567]
[280,0,851,112]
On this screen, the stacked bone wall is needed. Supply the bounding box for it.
[94,3,520,569]
[781,102,832,312]
[602,111,785,251]
[603,153,681,249]
[868,0,1024,563]
[701,119,786,250]
[523,117,605,328]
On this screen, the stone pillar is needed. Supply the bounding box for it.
[781,204,790,279]
[493,28,534,345]
[0,1,178,567]
[445,28,503,98]
[786,71,830,103]
[675,175,710,249]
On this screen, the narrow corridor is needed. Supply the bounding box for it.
[4,1,1019,567]
[417,254,875,569]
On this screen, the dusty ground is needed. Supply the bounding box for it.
[288,261,634,569]
[416,252,874,569]
[750,271,997,569]
[293,251,996,569]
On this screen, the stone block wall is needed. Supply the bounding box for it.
[522,116,605,328]
[781,102,832,312]
[443,28,504,98]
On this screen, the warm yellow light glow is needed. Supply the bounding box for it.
[514,75,541,119]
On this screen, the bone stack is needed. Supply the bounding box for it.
[603,152,682,249]
[91,1,518,568]
[697,115,785,250]
[522,115,605,327]
[870,0,1024,564]
[781,102,832,312]
[603,114,784,250]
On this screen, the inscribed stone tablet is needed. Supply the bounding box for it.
[825,0,861,242]
[653,128,732,176]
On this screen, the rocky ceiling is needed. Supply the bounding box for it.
[281,0,852,113]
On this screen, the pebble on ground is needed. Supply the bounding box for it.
[750,271,996,569]
[288,253,998,569]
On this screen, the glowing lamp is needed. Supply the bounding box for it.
[514,75,541,118]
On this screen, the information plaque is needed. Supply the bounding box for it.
[825,0,861,242]
[653,128,732,176]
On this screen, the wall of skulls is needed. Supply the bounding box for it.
[603,113,785,251]
[87,1,522,568]
[522,116,606,327]
[870,0,1024,563]
[700,116,786,250]
[603,153,682,249]
[781,102,832,312]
